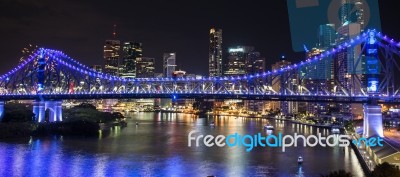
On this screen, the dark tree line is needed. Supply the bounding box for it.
[63,103,124,123]
[1,103,35,123]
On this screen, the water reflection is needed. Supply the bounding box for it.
[0,113,364,177]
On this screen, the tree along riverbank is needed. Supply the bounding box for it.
[0,103,125,139]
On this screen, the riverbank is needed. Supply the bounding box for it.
[289,120,332,129]
[263,116,334,129]
[350,139,372,176]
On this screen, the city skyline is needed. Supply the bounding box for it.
[0,1,400,176]
[1,1,399,76]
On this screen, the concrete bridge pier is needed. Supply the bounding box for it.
[363,104,384,138]
[33,100,62,122]
[33,101,45,122]
[45,101,62,122]
[0,101,4,121]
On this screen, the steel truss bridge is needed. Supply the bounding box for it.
[1,30,400,104]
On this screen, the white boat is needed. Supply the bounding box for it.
[298,156,303,165]
[210,121,215,126]
[264,124,274,130]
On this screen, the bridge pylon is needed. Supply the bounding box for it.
[363,103,383,137]
[362,31,383,138]
[0,101,4,121]
[33,100,62,122]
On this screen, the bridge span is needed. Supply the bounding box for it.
[1,30,399,138]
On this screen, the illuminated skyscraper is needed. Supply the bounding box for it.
[336,23,362,91]
[301,24,336,81]
[224,46,254,76]
[340,0,364,30]
[246,52,265,74]
[245,52,266,114]
[163,53,176,78]
[300,48,329,115]
[209,28,223,77]
[336,0,365,86]
[318,24,336,49]
[121,42,142,78]
[271,56,294,113]
[300,48,325,80]
[104,40,120,76]
[335,23,364,115]
[136,57,155,78]
[318,24,336,92]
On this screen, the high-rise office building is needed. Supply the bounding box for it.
[336,1,364,114]
[319,24,337,92]
[340,0,365,30]
[336,0,364,82]
[318,24,336,49]
[300,48,329,115]
[136,57,155,78]
[104,40,120,76]
[335,23,364,115]
[224,46,265,113]
[244,51,266,113]
[120,42,142,78]
[300,48,326,80]
[353,0,365,29]
[335,23,363,91]
[297,24,337,115]
[271,56,294,113]
[224,46,254,76]
[209,28,223,77]
[301,24,336,81]
[337,0,364,79]
[253,58,266,74]
[163,53,176,78]
[246,52,265,74]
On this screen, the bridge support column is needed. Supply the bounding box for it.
[33,101,45,122]
[0,101,4,121]
[56,101,62,121]
[363,104,383,137]
[45,101,62,122]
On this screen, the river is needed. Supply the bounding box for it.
[0,112,365,177]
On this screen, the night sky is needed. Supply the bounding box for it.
[0,0,399,76]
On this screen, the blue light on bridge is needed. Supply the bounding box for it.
[366,30,380,94]
[368,78,378,93]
